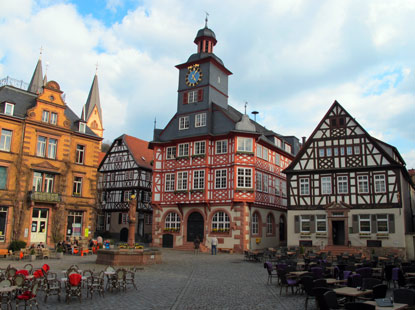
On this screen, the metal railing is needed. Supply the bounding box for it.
[0,76,29,90]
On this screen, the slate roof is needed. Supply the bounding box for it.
[0,85,99,138]
[83,74,103,124]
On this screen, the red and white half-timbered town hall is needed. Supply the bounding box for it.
[150,24,300,253]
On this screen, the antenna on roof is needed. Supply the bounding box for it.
[154,117,157,130]
[244,101,248,115]
[204,11,209,27]
[251,111,258,122]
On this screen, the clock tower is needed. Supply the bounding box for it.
[175,24,232,115]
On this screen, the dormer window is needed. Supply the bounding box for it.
[42,111,50,123]
[79,122,86,133]
[4,103,14,116]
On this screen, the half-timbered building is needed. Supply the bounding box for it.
[284,101,415,258]
[97,134,153,242]
[150,24,299,252]
[0,58,102,248]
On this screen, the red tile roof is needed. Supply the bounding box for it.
[123,135,153,170]
[98,152,106,165]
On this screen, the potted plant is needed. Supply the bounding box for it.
[30,248,36,262]
[56,246,64,259]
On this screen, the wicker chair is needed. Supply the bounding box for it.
[65,273,82,303]
[87,271,105,298]
[125,270,137,290]
[16,281,39,310]
[44,272,61,302]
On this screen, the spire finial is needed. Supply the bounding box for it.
[95,62,99,75]
[204,11,209,27]
[39,46,43,60]
[244,101,248,115]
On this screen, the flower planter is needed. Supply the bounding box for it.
[56,252,63,259]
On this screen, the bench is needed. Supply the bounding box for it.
[0,249,10,257]
[218,248,234,254]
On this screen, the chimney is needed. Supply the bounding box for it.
[302,137,306,148]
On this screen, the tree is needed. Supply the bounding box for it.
[101,140,112,153]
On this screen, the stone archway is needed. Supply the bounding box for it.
[279,215,286,242]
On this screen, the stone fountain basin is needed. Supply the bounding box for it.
[95,248,162,266]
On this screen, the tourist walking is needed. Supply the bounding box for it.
[211,236,217,255]
[194,236,200,255]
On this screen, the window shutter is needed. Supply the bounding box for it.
[389,214,395,233]
[197,89,203,102]
[310,215,315,233]
[118,213,122,224]
[183,92,188,104]
[352,215,358,233]
[294,216,299,233]
[371,215,377,233]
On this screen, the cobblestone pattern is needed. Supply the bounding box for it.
[0,250,345,310]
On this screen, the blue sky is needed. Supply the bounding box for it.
[0,0,414,168]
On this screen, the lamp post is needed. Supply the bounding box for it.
[127,194,137,247]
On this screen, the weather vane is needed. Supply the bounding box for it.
[39,46,43,59]
[204,11,209,27]
[95,62,99,74]
[244,101,248,115]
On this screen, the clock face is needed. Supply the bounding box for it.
[185,64,203,87]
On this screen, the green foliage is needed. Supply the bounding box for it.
[8,240,26,252]
[30,248,35,255]
[57,246,64,253]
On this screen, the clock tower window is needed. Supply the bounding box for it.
[183,89,204,104]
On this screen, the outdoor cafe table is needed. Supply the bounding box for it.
[325,278,347,286]
[333,287,373,301]
[0,286,18,293]
[288,271,309,277]
[405,272,415,277]
[364,301,408,310]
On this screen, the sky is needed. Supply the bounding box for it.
[0,0,414,168]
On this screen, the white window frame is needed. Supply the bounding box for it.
[75,144,85,164]
[215,140,227,154]
[266,214,273,234]
[165,173,175,192]
[285,144,291,153]
[4,103,14,116]
[50,112,58,125]
[299,178,310,195]
[179,116,189,130]
[346,146,353,155]
[357,175,369,193]
[262,147,268,161]
[166,146,176,160]
[321,176,332,195]
[195,113,206,127]
[177,171,188,191]
[263,174,269,193]
[376,214,388,233]
[215,169,227,189]
[326,148,332,156]
[188,90,198,104]
[73,176,83,196]
[194,141,206,155]
[237,137,253,152]
[319,149,325,157]
[316,215,327,232]
[337,176,348,194]
[237,168,252,188]
[374,175,386,193]
[165,212,181,229]
[0,129,12,152]
[212,211,230,231]
[42,110,49,123]
[340,147,345,155]
[79,122,86,133]
[193,170,205,190]
[252,213,259,235]
[47,138,57,159]
[275,154,280,166]
[177,143,189,157]
[123,190,132,202]
[36,136,47,157]
[300,215,311,233]
[354,145,360,155]
[359,214,371,233]
[334,147,339,156]
[256,145,262,158]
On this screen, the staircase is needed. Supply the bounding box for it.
[174,243,209,253]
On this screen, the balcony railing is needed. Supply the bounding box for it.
[29,191,61,203]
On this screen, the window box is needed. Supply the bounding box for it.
[300,232,312,238]
[376,233,389,239]
[190,189,204,194]
[174,190,188,195]
[191,154,205,159]
[316,232,327,238]
[235,188,254,192]
[212,228,230,233]
[359,233,372,238]
[236,151,254,156]
[175,156,189,160]
[72,193,81,198]
[163,228,180,233]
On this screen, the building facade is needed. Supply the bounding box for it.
[284,101,415,258]
[150,25,299,252]
[0,59,102,247]
[97,134,153,242]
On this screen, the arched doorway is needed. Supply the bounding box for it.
[120,228,128,242]
[187,212,204,242]
[162,234,173,248]
[279,215,286,242]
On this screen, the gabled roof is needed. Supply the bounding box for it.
[123,135,153,170]
[284,100,409,175]
[98,151,106,165]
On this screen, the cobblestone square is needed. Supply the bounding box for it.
[1,249,310,310]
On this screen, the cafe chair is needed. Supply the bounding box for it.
[65,273,82,303]
[44,272,61,302]
[393,288,415,306]
[264,262,278,284]
[87,271,105,298]
[16,282,39,310]
[312,287,332,310]
[23,264,33,275]
[279,270,298,295]
[322,291,343,310]
[362,278,381,290]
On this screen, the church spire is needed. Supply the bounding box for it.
[83,72,103,137]
[27,56,44,94]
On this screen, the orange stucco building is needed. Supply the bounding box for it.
[0,59,103,247]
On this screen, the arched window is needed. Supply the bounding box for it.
[252,213,259,235]
[91,120,98,129]
[165,212,181,230]
[212,211,230,232]
[266,214,274,234]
